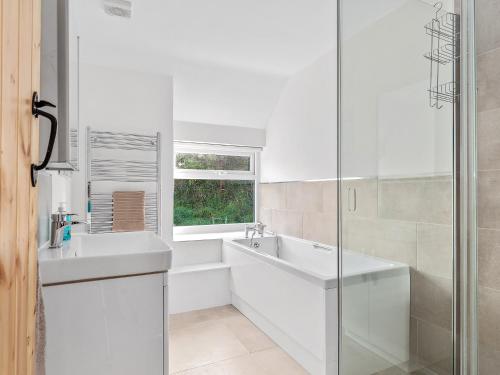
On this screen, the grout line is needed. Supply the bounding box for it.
[249,345,278,355]
[477,44,500,59]
[477,284,500,294]
[477,225,500,231]
[476,106,500,117]
[169,353,251,375]
[477,169,500,173]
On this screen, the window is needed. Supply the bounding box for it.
[173,143,259,232]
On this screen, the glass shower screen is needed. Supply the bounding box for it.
[338,0,457,373]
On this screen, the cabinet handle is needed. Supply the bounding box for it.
[31,92,58,187]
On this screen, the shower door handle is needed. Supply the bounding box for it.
[31,92,58,187]
[347,187,357,212]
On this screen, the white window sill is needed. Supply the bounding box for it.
[173,231,246,242]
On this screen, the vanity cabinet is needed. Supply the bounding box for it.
[43,273,168,375]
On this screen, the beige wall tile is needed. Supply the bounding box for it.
[478,48,500,112]
[478,346,500,375]
[416,224,453,279]
[322,180,338,213]
[412,272,453,331]
[416,319,452,375]
[342,178,378,218]
[285,181,323,212]
[479,229,500,289]
[474,4,500,371]
[477,0,500,54]
[271,209,303,238]
[372,219,418,268]
[478,108,500,171]
[478,287,500,351]
[342,217,379,256]
[303,212,337,246]
[259,183,286,210]
[478,170,500,229]
[343,217,417,267]
[258,208,273,228]
[378,177,452,225]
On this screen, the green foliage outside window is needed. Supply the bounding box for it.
[176,153,250,171]
[174,179,254,226]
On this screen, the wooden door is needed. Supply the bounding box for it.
[0,0,41,374]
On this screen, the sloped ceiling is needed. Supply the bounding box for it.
[71,0,336,129]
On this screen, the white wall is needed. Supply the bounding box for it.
[71,64,174,242]
[340,0,453,179]
[78,42,286,130]
[261,0,454,183]
[377,80,453,177]
[261,50,337,182]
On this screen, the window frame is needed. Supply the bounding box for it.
[173,142,260,235]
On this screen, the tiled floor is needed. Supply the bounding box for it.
[169,305,309,375]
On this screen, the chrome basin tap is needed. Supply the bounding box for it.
[49,213,86,248]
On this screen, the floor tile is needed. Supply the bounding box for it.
[170,305,240,331]
[169,306,308,375]
[169,320,249,373]
[250,347,309,375]
[342,336,392,375]
[222,315,276,353]
[174,354,270,375]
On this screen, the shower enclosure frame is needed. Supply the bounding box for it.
[335,0,478,373]
[457,0,478,373]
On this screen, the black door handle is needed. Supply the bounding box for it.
[31,92,58,187]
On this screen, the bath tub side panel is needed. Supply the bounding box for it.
[223,242,328,360]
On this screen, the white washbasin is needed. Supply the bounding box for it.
[39,231,172,285]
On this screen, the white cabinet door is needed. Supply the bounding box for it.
[43,273,165,375]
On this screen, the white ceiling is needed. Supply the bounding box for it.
[70,0,422,129]
[72,0,336,76]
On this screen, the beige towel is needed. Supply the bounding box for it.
[35,266,46,375]
[112,191,145,232]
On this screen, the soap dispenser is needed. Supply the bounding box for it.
[57,202,72,241]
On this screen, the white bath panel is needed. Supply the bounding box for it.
[168,263,231,314]
[222,234,410,375]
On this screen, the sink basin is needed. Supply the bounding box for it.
[39,232,172,285]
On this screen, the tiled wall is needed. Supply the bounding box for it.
[259,181,338,246]
[259,176,453,373]
[476,1,500,373]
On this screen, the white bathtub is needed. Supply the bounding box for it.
[222,234,410,375]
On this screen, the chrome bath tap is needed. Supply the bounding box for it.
[245,221,266,239]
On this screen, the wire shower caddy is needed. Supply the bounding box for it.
[424,2,459,108]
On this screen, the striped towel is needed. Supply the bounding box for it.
[112,191,145,232]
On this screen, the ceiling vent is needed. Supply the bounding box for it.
[103,0,132,18]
